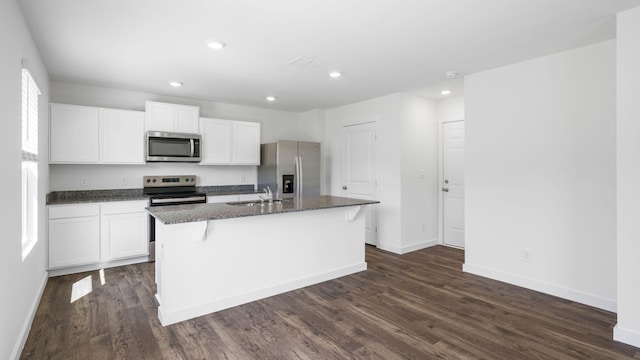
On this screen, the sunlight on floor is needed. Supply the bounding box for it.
[99,268,106,285]
[70,275,92,303]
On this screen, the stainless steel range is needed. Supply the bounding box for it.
[144,175,207,261]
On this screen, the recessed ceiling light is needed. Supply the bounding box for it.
[329,71,342,78]
[440,89,452,95]
[207,41,226,50]
[169,81,183,87]
[266,96,277,102]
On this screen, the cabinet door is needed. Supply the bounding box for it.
[50,103,100,163]
[49,216,100,269]
[101,201,149,261]
[175,105,199,133]
[100,108,145,164]
[200,118,232,164]
[232,121,260,165]
[145,101,176,132]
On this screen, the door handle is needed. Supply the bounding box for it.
[342,186,348,190]
[442,187,449,192]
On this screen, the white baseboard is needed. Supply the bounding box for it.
[463,263,617,312]
[614,325,640,348]
[48,256,149,277]
[11,272,48,360]
[159,262,367,326]
[378,238,438,255]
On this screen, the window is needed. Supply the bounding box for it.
[22,68,40,260]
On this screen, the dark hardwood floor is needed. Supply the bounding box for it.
[21,245,640,359]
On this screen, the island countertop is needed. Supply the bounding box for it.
[147,195,379,224]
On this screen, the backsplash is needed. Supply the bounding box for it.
[49,163,257,191]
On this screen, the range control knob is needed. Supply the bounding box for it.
[152,179,157,183]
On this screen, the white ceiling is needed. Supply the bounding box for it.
[19,0,640,112]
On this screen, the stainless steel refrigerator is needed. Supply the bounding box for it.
[258,141,321,198]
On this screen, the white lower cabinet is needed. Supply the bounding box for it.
[48,204,100,269]
[100,201,149,261]
[48,201,149,272]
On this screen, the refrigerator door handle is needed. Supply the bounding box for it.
[294,156,299,196]
[298,156,303,197]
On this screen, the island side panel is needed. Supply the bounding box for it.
[155,206,367,326]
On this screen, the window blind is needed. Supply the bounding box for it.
[22,68,40,161]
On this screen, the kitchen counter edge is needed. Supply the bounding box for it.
[147,195,380,225]
[46,185,258,205]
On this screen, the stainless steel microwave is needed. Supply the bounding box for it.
[146,131,201,162]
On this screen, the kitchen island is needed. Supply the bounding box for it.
[148,195,379,326]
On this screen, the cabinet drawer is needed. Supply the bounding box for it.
[101,200,148,215]
[49,204,100,219]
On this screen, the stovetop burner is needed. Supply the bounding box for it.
[144,175,207,206]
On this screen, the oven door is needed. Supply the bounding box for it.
[146,132,201,162]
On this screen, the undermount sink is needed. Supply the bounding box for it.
[226,199,287,206]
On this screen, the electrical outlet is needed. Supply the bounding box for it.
[120,176,128,185]
[241,175,246,183]
[80,177,88,186]
[419,170,425,179]
[201,176,207,185]
[421,223,426,232]
[521,249,531,263]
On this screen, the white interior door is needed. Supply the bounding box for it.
[443,121,465,248]
[342,122,378,245]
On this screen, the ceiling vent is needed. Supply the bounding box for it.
[288,56,325,69]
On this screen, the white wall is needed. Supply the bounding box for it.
[50,164,256,191]
[464,40,617,311]
[400,95,439,251]
[325,93,438,254]
[49,82,301,190]
[1,1,50,359]
[52,81,300,143]
[615,6,640,348]
[436,96,465,124]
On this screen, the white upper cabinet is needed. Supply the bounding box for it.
[232,121,261,165]
[145,101,199,134]
[200,118,233,164]
[199,118,260,165]
[100,108,145,164]
[50,103,145,164]
[50,103,100,163]
[175,106,200,133]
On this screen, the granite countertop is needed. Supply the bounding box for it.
[46,185,257,205]
[147,195,380,224]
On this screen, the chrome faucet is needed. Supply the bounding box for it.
[266,186,273,204]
